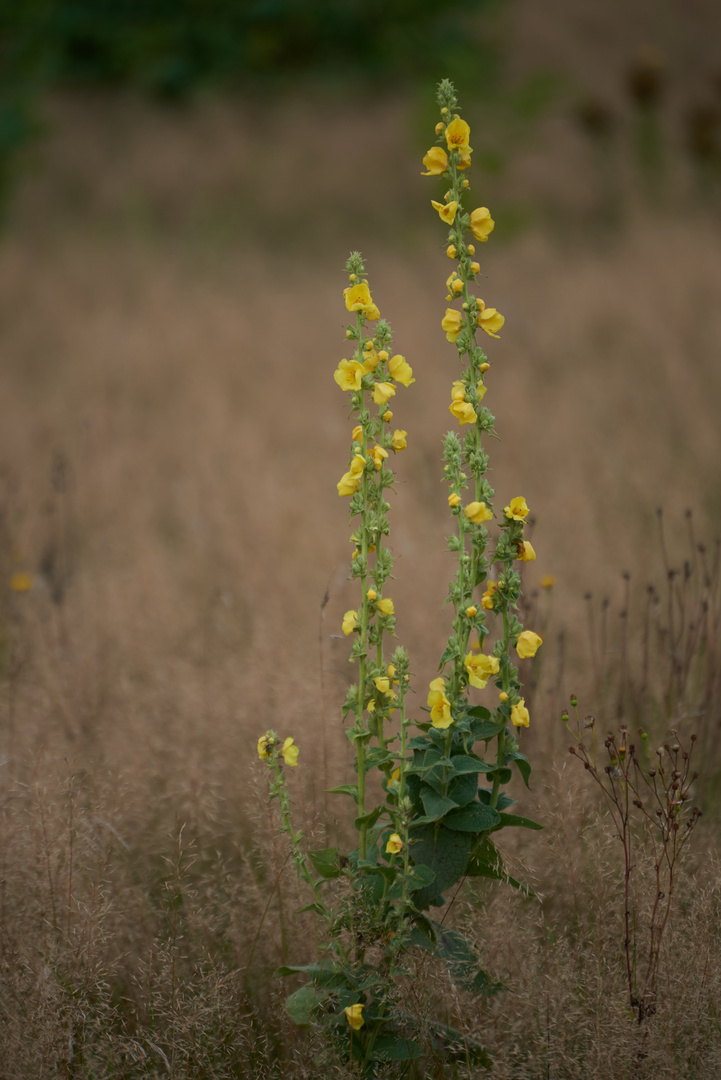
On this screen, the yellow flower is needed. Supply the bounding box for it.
[466,605,477,617]
[481,580,498,610]
[362,349,379,373]
[427,677,452,729]
[450,379,466,401]
[377,350,389,361]
[281,737,299,766]
[387,664,396,679]
[431,199,458,225]
[469,207,495,242]
[541,575,556,589]
[257,734,273,760]
[9,572,33,592]
[345,1004,365,1030]
[516,540,536,562]
[369,444,389,470]
[457,148,472,170]
[476,381,487,401]
[382,410,393,422]
[470,261,480,275]
[421,146,448,175]
[446,244,457,259]
[464,651,500,689]
[334,359,364,391]
[448,493,461,508]
[352,424,363,443]
[344,282,380,320]
[388,354,415,386]
[342,610,358,636]
[391,429,407,452]
[465,501,493,524]
[516,630,543,659]
[499,691,508,702]
[449,400,477,425]
[445,117,471,152]
[376,597,395,616]
[366,588,377,601]
[337,471,361,497]
[385,833,403,854]
[372,382,396,406]
[511,699,530,728]
[504,496,529,521]
[374,676,391,694]
[442,308,463,343]
[445,272,464,299]
[477,300,505,338]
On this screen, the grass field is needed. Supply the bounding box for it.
[1,30,721,1075]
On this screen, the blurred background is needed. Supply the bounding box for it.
[1,2,721,1071]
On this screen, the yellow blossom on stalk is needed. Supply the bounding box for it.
[446,244,457,259]
[442,308,463,342]
[373,382,396,406]
[342,610,358,636]
[445,117,471,152]
[388,766,401,789]
[431,200,458,225]
[541,575,556,589]
[386,833,403,855]
[421,146,448,175]
[387,664,396,679]
[476,381,487,401]
[470,261,480,275]
[477,300,505,338]
[451,380,466,401]
[374,676,391,694]
[465,501,493,525]
[367,589,377,601]
[383,410,393,422]
[376,597,395,616]
[511,699,530,728]
[344,282,380,320]
[466,605,477,617]
[369,444,389,470]
[469,207,495,242]
[352,424,363,443]
[465,651,500,689]
[334,359,364,391]
[388,354,415,386]
[446,273,464,299]
[362,349,379,373]
[457,148,472,170]
[516,630,543,658]
[427,677,452,729]
[505,496,529,521]
[391,429,407,452]
[257,734,273,759]
[10,572,33,592]
[516,540,536,562]
[448,493,461,508]
[281,737,299,766]
[345,1004,365,1030]
[499,691,508,702]
[481,580,498,610]
[337,471,360,497]
[449,400,477,425]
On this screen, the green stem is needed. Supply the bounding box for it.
[490,604,511,809]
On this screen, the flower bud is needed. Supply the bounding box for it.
[470,262,480,274]
[441,107,448,115]
[435,121,445,134]
[378,350,389,361]
[452,278,464,294]
[367,589,377,601]
[480,362,490,373]
[467,245,475,255]
[462,178,469,187]
[500,691,508,702]
[349,273,356,282]
[446,244,457,259]
[383,410,393,422]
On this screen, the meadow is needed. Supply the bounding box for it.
[1,59,721,1077]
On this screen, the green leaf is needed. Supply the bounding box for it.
[478,787,516,810]
[506,751,532,788]
[443,802,501,832]
[365,748,395,772]
[388,863,436,900]
[486,766,512,784]
[409,824,472,909]
[449,754,496,775]
[327,784,359,802]
[431,923,504,996]
[421,786,457,821]
[464,838,535,896]
[448,772,478,806]
[495,812,543,830]
[308,847,341,878]
[467,706,492,720]
[469,718,505,741]
[370,1035,424,1061]
[285,984,329,1025]
[354,806,383,831]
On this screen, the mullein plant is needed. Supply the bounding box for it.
[257,79,544,1076]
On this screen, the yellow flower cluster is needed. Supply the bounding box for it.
[427,677,452,729]
[464,651,500,689]
[257,733,300,766]
[337,453,366,497]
